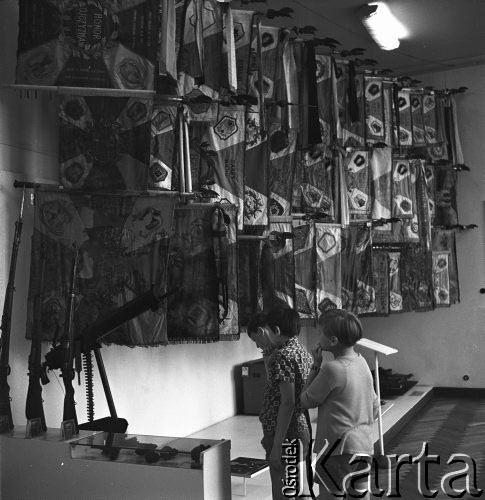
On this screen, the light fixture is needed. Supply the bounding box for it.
[359,2,407,51]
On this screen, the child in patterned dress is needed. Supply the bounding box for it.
[247,307,313,500]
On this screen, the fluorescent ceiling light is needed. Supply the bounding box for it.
[359,2,407,51]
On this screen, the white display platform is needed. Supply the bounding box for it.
[0,428,231,500]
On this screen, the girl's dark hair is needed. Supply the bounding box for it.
[318,309,362,346]
[247,312,268,336]
[266,307,300,338]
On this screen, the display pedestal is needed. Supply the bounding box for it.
[0,428,231,500]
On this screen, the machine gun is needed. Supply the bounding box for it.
[0,185,27,430]
[77,288,170,434]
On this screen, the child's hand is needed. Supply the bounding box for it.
[311,346,323,366]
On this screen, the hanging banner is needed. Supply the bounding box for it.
[388,251,403,313]
[370,146,393,242]
[59,95,152,191]
[423,93,439,145]
[177,0,224,122]
[149,103,177,190]
[410,93,426,146]
[335,62,365,148]
[364,76,385,144]
[432,229,460,304]
[432,252,451,307]
[232,10,254,96]
[315,54,336,147]
[293,222,316,321]
[369,250,389,316]
[434,163,459,227]
[340,226,373,314]
[26,191,176,346]
[400,244,434,312]
[17,0,159,89]
[237,231,264,326]
[243,17,269,227]
[344,150,371,222]
[200,106,246,229]
[261,219,295,309]
[268,113,297,216]
[315,224,342,315]
[395,90,413,147]
[299,146,335,219]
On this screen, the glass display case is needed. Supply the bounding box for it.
[70,432,224,469]
[1,429,231,500]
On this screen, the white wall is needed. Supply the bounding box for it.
[0,0,261,438]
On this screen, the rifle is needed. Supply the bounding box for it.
[0,186,27,430]
[25,240,48,431]
[61,245,79,432]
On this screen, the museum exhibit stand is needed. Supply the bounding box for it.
[0,428,231,500]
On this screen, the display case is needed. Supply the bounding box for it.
[1,428,231,500]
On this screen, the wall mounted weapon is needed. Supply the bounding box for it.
[25,241,48,431]
[0,185,27,430]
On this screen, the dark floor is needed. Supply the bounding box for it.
[370,396,485,499]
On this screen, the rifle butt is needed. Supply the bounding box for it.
[25,380,47,432]
[0,383,14,430]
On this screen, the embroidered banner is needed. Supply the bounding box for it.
[340,226,373,314]
[237,229,264,326]
[149,103,177,190]
[400,244,434,312]
[432,252,451,307]
[26,191,176,345]
[364,76,385,143]
[432,229,460,304]
[370,146,393,242]
[216,204,239,340]
[232,10,254,96]
[388,251,403,313]
[315,224,342,316]
[344,150,371,222]
[293,222,316,321]
[299,146,335,219]
[260,25,280,100]
[177,0,224,122]
[167,203,238,342]
[396,90,413,147]
[383,81,395,147]
[268,119,297,217]
[200,106,246,229]
[244,17,269,227]
[315,54,335,147]
[370,250,389,316]
[17,0,159,89]
[265,219,295,309]
[335,62,365,148]
[410,93,426,146]
[59,95,152,191]
[434,163,459,227]
[423,93,439,145]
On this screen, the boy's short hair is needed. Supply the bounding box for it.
[318,309,362,346]
[266,306,301,338]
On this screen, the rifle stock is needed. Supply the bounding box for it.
[25,244,47,431]
[0,187,26,430]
